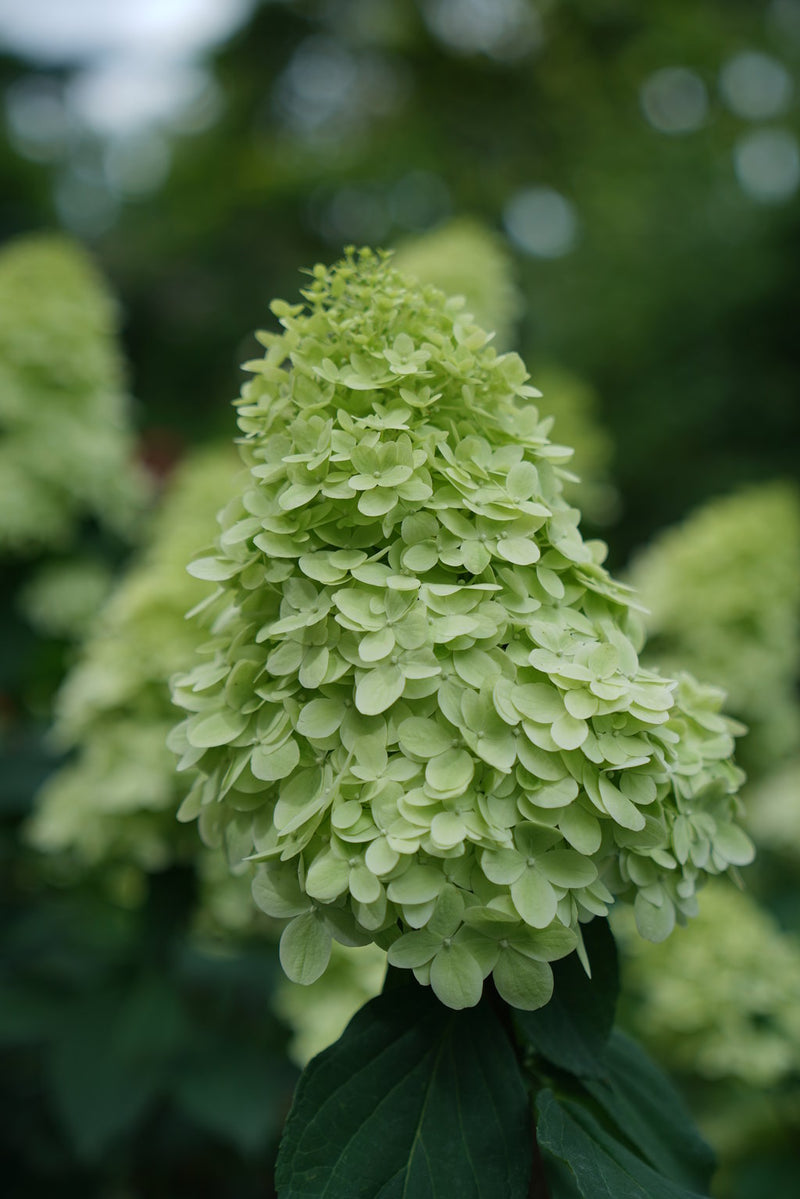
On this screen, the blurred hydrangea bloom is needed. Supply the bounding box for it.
[393,218,522,350]
[629,482,800,773]
[19,558,114,641]
[617,879,800,1089]
[170,249,749,1011]
[29,445,241,874]
[0,234,149,554]
[746,757,800,859]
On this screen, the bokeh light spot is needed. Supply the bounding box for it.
[734,128,800,203]
[640,67,708,135]
[720,51,793,121]
[503,187,577,258]
[422,0,542,61]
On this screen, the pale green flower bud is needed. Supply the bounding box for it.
[170,249,750,1010]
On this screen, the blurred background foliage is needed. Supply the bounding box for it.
[1,1,799,1196]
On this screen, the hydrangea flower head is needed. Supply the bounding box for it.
[0,234,148,553]
[170,249,751,1011]
[30,445,241,876]
[617,879,800,1089]
[630,482,800,773]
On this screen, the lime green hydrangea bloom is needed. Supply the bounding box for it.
[0,234,148,554]
[28,445,241,873]
[629,482,800,773]
[617,879,800,1089]
[393,218,522,351]
[170,249,750,1012]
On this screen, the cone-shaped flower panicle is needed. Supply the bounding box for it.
[170,249,751,1011]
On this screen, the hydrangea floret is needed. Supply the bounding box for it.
[170,249,751,1011]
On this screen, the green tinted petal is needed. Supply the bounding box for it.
[598,776,646,832]
[558,805,602,855]
[563,689,599,720]
[355,665,405,715]
[349,864,383,904]
[511,869,558,928]
[360,627,396,662]
[712,822,755,866]
[533,777,579,809]
[493,951,553,1010]
[550,713,588,751]
[296,697,344,739]
[186,708,248,748]
[299,645,330,689]
[510,922,577,962]
[513,684,563,723]
[365,836,400,876]
[251,737,300,781]
[305,852,350,901]
[425,749,474,796]
[252,864,309,918]
[398,717,455,759]
[482,848,525,885]
[496,537,541,566]
[634,892,676,942]
[387,864,445,904]
[430,944,484,1009]
[387,929,442,969]
[537,849,598,889]
[428,885,466,937]
[429,811,467,849]
[279,913,332,984]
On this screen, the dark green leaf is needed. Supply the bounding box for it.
[515,918,619,1077]
[583,1032,715,1193]
[536,1090,710,1199]
[276,981,532,1198]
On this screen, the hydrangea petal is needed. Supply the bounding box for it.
[493,951,553,1010]
[279,912,332,984]
[430,945,484,1009]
